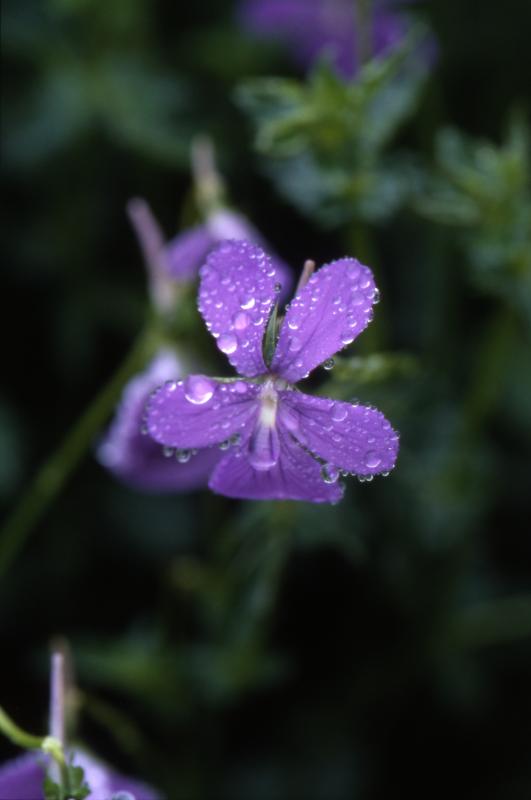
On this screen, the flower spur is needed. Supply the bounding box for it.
[145,240,399,503]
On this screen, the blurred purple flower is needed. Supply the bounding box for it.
[0,750,159,800]
[128,198,291,296]
[145,240,399,503]
[240,0,427,77]
[97,349,220,492]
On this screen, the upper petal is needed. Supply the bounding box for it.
[208,423,343,503]
[146,375,260,449]
[279,391,399,477]
[272,258,377,383]
[198,240,284,377]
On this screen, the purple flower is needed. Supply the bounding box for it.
[145,241,399,503]
[0,750,159,800]
[97,349,220,492]
[240,0,422,78]
[164,207,292,294]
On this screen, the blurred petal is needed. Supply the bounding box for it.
[272,258,377,383]
[0,753,43,800]
[198,240,285,377]
[97,351,219,492]
[280,391,399,476]
[209,423,343,502]
[147,375,260,449]
[164,224,214,281]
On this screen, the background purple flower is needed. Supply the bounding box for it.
[240,0,421,77]
[97,350,220,492]
[145,241,399,503]
[0,750,159,800]
[164,207,292,294]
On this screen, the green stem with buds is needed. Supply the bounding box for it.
[0,705,65,767]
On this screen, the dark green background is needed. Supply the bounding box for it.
[1,1,531,798]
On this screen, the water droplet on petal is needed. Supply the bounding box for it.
[331,403,348,422]
[364,450,382,469]
[321,464,340,484]
[162,446,174,458]
[176,449,191,463]
[219,439,231,450]
[233,311,250,330]
[289,336,302,353]
[340,332,355,345]
[287,319,299,331]
[184,376,214,405]
[323,358,335,371]
[240,296,256,310]
[218,334,238,355]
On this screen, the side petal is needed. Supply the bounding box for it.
[164,224,214,281]
[209,424,343,503]
[272,258,377,383]
[97,351,220,492]
[146,375,260,449]
[198,240,283,377]
[280,391,399,477]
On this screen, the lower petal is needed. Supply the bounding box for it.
[280,391,399,477]
[209,425,343,503]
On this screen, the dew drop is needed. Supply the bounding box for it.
[176,449,191,463]
[289,336,302,353]
[240,296,256,310]
[233,311,250,330]
[323,358,335,371]
[274,282,282,293]
[219,439,231,450]
[162,446,174,458]
[321,464,340,484]
[373,288,381,304]
[331,404,348,422]
[364,450,382,469]
[287,320,300,331]
[184,376,214,405]
[218,334,238,354]
[340,332,355,345]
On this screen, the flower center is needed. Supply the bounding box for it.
[248,379,281,471]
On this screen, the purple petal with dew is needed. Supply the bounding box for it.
[209,422,343,503]
[0,752,44,800]
[207,209,292,298]
[279,391,399,477]
[164,224,214,282]
[198,240,283,377]
[272,258,378,383]
[146,375,260,450]
[97,351,220,492]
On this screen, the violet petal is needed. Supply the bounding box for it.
[198,240,284,377]
[164,224,214,281]
[209,423,343,503]
[280,391,399,476]
[272,258,377,383]
[97,351,219,492]
[146,376,260,449]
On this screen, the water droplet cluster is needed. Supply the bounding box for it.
[198,240,281,376]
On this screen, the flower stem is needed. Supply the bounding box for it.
[0,705,64,767]
[0,326,155,578]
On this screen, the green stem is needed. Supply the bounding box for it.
[0,325,156,578]
[0,705,64,766]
